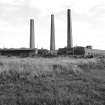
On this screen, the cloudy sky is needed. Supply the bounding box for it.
[0,0,105,50]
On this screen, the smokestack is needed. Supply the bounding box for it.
[67,9,72,48]
[30,19,35,49]
[50,14,55,51]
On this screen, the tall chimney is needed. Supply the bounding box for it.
[50,14,55,51]
[67,9,72,48]
[30,19,35,49]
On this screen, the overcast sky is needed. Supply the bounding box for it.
[0,0,105,50]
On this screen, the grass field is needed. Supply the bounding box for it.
[0,56,105,105]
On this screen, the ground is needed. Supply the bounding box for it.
[0,56,105,105]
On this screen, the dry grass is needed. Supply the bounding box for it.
[0,56,104,105]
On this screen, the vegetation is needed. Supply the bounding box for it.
[0,57,104,105]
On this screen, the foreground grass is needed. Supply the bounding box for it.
[0,57,105,105]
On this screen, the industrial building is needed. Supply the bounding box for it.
[0,9,105,57]
[0,19,37,57]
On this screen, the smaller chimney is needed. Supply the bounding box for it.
[30,19,35,49]
[50,14,55,51]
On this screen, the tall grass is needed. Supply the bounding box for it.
[0,57,104,105]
